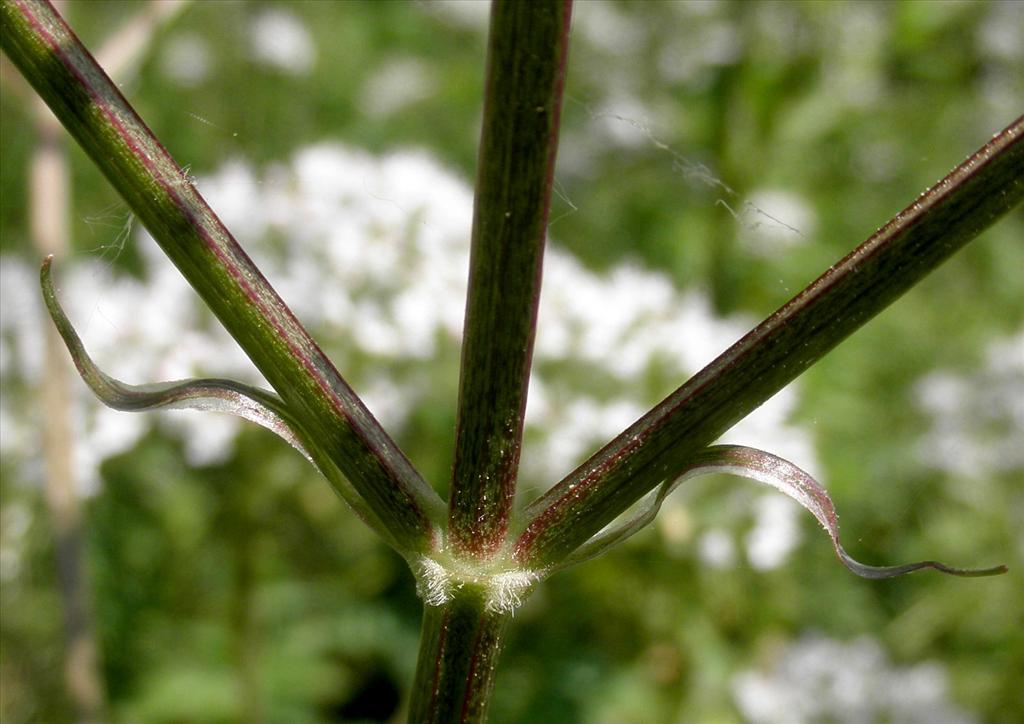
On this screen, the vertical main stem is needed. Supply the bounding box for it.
[408,592,511,724]
[448,0,573,557]
[413,3,573,715]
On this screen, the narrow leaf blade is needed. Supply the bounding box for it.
[41,256,312,458]
[560,445,1007,579]
[40,256,415,550]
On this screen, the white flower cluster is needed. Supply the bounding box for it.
[914,330,1024,479]
[1,142,817,567]
[248,8,316,76]
[733,634,975,724]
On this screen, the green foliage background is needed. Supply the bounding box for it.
[2,1,1021,722]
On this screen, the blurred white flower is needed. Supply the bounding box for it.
[159,33,211,87]
[915,330,1024,478]
[249,9,316,76]
[588,94,656,149]
[427,0,490,31]
[826,2,886,108]
[977,1,1024,62]
[0,256,44,378]
[733,634,975,724]
[697,528,736,570]
[360,58,437,119]
[2,141,816,565]
[571,1,645,57]
[737,189,815,257]
[745,494,800,571]
[657,17,742,85]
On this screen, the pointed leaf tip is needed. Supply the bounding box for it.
[561,444,1007,579]
[40,257,316,465]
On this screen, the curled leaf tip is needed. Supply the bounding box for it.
[560,444,1007,579]
[40,256,316,465]
[837,550,1007,579]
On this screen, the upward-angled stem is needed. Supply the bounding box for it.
[448,0,572,557]
[516,115,1024,568]
[1,0,444,552]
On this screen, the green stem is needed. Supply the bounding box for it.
[515,114,1024,568]
[448,0,573,557]
[1,0,444,553]
[408,591,510,724]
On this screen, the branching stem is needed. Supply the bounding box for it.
[515,115,1024,568]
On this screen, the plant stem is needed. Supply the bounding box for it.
[449,0,573,557]
[1,0,445,553]
[515,114,1024,568]
[408,592,510,723]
